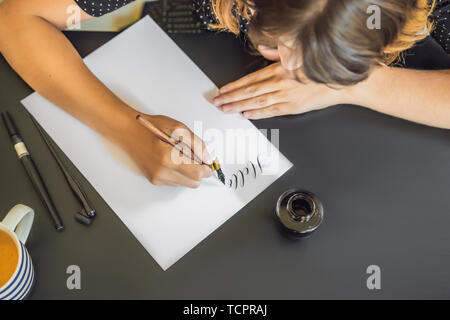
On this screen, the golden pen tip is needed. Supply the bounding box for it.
[211,159,226,185]
[211,159,221,171]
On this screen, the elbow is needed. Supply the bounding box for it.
[0,11,4,50]
[0,3,9,38]
[0,2,21,50]
[0,8,6,51]
[0,0,22,35]
[0,5,4,30]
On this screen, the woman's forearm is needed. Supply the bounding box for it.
[0,4,135,143]
[349,66,450,129]
[0,0,220,188]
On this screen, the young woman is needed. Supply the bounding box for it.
[0,0,449,188]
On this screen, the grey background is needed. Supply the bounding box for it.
[0,25,449,299]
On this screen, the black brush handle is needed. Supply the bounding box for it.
[21,155,64,231]
[30,116,95,218]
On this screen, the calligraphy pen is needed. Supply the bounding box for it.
[29,116,96,225]
[136,114,225,184]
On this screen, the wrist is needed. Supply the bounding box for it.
[99,102,139,145]
[339,65,385,107]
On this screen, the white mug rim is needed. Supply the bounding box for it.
[0,223,23,292]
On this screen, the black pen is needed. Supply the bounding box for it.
[2,112,64,231]
[29,115,96,225]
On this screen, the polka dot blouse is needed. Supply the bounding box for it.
[432,0,450,53]
[74,0,135,17]
[75,0,450,54]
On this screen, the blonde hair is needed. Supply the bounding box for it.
[211,0,436,84]
[383,0,435,64]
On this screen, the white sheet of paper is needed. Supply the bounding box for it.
[21,16,292,270]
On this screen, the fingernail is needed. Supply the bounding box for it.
[222,105,233,113]
[213,98,222,106]
[244,112,253,119]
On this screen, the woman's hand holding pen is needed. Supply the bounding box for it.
[213,62,350,119]
[117,113,212,188]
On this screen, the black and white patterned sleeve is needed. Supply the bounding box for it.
[431,0,450,53]
[193,0,250,33]
[74,0,136,17]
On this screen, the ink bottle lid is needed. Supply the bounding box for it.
[275,189,324,237]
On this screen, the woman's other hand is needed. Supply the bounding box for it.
[213,62,349,120]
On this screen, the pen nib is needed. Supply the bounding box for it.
[211,158,226,185]
[217,170,226,185]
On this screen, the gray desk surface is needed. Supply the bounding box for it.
[1,25,450,300]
